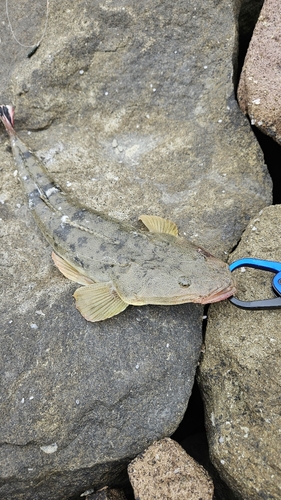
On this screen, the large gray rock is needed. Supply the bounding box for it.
[198,205,281,500]
[1,276,202,499]
[0,0,272,499]
[1,0,271,257]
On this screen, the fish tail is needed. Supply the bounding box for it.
[0,105,15,134]
[0,105,69,214]
[0,105,74,248]
[0,105,51,190]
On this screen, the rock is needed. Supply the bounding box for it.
[198,205,281,500]
[0,0,43,93]
[1,0,271,257]
[238,0,281,144]
[0,283,202,500]
[0,0,272,499]
[128,437,214,500]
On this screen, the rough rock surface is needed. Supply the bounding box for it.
[1,0,271,257]
[0,0,272,499]
[128,437,214,500]
[1,290,202,500]
[198,205,281,500]
[238,0,281,143]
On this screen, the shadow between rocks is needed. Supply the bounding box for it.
[251,126,281,205]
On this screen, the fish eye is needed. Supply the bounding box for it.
[178,276,191,287]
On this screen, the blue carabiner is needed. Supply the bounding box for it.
[229,258,281,309]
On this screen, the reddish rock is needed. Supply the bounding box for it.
[128,438,214,500]
[238,0,281,143]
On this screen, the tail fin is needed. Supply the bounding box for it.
[0,105,15,135]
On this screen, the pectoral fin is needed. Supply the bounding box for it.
[52,251,94,285]
[139,214,178,236]
[73,283,128,322]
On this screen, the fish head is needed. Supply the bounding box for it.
[114,236,236,306]
[177,245,237,304]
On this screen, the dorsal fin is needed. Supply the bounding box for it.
[139,214,178,236]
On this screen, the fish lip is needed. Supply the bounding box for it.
[200,285,236,304]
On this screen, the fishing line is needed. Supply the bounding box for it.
[5,0,49,50]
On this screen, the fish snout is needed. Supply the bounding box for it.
[200,281,236,304]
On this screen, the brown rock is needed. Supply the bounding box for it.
[128,437,214,500]
[238,0,281,143]
[198,205,281,500]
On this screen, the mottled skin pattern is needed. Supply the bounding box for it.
[0,105,235,320]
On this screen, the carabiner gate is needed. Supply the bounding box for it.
[228,258,281,310]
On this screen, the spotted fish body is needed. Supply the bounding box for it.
[0,105,236,321]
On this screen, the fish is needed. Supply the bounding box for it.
[0,105,236,322]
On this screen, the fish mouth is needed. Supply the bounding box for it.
[127,283,236,306]
[200,283,236,304]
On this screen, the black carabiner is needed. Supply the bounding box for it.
[228,258,281,310]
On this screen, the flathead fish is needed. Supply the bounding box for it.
[0,105,236,321]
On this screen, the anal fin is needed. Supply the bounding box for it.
[52,251,94,285]
[73,283,128,322]
[139,214,179,236]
